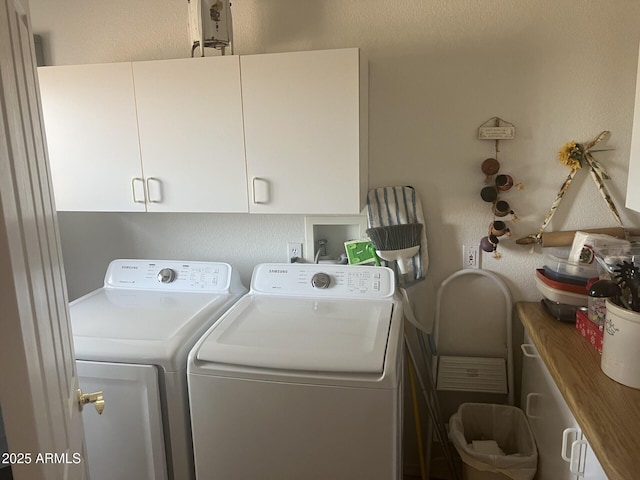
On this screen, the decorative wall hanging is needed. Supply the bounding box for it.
[477,117,521,258]
[516,130,628,246]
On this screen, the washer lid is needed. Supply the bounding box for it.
[72,289,226,342]
[195,296,394,373]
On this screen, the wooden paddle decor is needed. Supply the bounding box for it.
[516,227,640,247]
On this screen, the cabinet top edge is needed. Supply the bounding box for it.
[37,48,364,70]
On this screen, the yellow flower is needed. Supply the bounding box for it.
[558,141,584,169]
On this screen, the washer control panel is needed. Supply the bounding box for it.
[104,259,232,292]
[251,263,395,298]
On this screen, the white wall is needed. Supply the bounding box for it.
[31,0,640,303]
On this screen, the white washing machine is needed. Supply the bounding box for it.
[188,263,404,480]
[70,259,246,480]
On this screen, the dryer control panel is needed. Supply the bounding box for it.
[104,259,232,292]
[251,263,395,298]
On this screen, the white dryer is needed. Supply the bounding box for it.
[188,263,404,480]
[70,259,246,480]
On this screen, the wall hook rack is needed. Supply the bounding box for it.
[477,116,520,258]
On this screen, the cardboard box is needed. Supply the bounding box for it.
[344,240,379,265]
[576,309,603,354]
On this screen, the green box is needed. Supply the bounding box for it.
[344,240,380,265]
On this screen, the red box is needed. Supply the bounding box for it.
[576,309,603,354]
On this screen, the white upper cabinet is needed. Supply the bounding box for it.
[39,63,145,212]
[132,56,247,212]
[39,49,368,214]
[241,48,368,214]
[39,57,248,212]
[627,47,640,212]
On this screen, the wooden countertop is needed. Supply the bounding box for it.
[516,302,640,480]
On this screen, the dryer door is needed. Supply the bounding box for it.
[77,361,167,480]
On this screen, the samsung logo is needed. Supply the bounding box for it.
[121,266,138,270]
[268,269,288,274]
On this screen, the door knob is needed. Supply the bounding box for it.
[77,389,105,415]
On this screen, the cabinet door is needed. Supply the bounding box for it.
[241,48,368,214]
[132,56,248,213]
[522,335,608,480]
[38,63,146,211]
[521,335,578,480]
[626,45,640,212]
[584,441,608,479]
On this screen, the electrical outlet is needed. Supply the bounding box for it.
[463,245,480,269]
[287,242,303,263]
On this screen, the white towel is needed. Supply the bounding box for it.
[366,186,429,283]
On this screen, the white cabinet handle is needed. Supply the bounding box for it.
[521,344,539,358]
[252,177,270,204]
[131,177,146,204]
[525,392,541,419]
[146,177,162,203]
[570,439,587,475]
[561,427,580,462]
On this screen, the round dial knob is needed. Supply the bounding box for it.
[157,268,177,284]
[311,272,331,289]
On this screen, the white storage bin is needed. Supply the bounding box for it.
[544,254,598,280]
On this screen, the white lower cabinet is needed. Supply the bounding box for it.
[521,334,607,480]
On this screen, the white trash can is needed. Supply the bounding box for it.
[449,403,537,480]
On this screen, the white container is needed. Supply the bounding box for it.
[534,275,588,307]
[601,300,640,389]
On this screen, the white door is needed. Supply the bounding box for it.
[133,56,248,213]
[521,335,577,480]
[522,337,607,479]
[0,1,88,479]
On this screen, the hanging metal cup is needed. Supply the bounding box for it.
[480,234,502,258]
[481,158,500,176]
[495,174,514,191]
[492,200,515,218]
[489,220,510,237]
[481,158,500,184]
[481,186,498,203]
[480,234,499,252]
